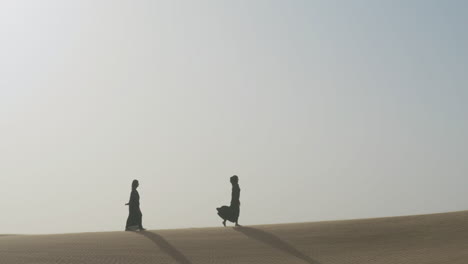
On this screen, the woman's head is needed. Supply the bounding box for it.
[230,175,239,184]
[132,179,139,190]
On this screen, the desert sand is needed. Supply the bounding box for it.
[1,211,468,263]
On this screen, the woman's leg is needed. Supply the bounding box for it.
[234,207,240,226]
[138,209,145,230]
[125,207,134,231]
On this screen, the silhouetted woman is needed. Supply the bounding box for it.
[217,175,241,227]
[125,179,146,231]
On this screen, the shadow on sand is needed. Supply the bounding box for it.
[137,231,193,264]
[234,226,320,264]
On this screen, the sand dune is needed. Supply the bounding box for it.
[1,211,468,263]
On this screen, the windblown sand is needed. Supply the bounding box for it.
[1,211,468,263]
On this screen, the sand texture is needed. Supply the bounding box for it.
[1,211,468,264]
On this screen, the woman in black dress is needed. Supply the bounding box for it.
[217,175,241,227]
[125,179,146,231]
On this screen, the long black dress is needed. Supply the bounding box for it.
[217,183,240,223]
[126,189,143,230]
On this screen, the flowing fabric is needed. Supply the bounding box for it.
[217,183,240,223]
[126,190,143,230]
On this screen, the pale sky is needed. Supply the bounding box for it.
[0,0,467,234]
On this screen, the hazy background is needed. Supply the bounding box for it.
[0,0,467,234]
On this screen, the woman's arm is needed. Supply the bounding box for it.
[125,191,136,206]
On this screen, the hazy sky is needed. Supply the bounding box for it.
[0,0,467,234]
